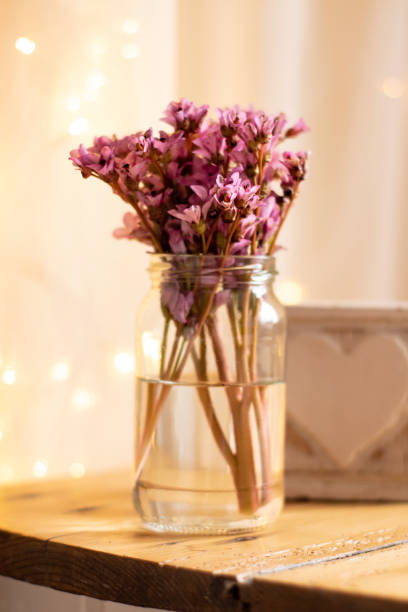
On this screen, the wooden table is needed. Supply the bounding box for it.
[1,472,408,611]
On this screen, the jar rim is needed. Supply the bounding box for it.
[148,252,276,263]
[148,252,277,278]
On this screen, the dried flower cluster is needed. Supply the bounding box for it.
[70,99,309,256]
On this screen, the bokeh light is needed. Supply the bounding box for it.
[121,19,139,34]
[32,459,48,479]
[72,389,96,411]
[86,72,107,91]
[114,352,135,373]
[2,369,16,385]
[275,280,304,305]
[68,117,89,135]
[15,37,36,54]
[51,362,70,381]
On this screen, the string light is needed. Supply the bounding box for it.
[382,77,405,99]
[121,43,140,59]
[69,462,86,478]
[121,19,139,34]
[69,117,88,136]
[51,361,70,381]
[15,37,36,54]
[87,73,107,91]
[72,389,96,411]
[275,280,304,305]
[114,352,135,373]
[65,96,81,112]
[2,369,16,385]
[33,459,48,479]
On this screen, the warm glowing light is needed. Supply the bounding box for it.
[2,369,16,385]
[114,352,135,373]
[69,117,88,136]
[121,19,139,34]
[87,73,107,91]
[65,95,81,112]
[69,462,86,478]
[72,389,96,411]
[33,459,48,479]
[275,280,304,305]
[51,361,70,381]
[121,43,140,59]
[142,333,160,366]
[382,77,405,99]
[0,465,14,483]
[0,431,3,441]
[15,37,36,54]
[89,40,107,57]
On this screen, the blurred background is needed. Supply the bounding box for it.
[1,0,408,484]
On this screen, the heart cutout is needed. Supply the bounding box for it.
[287,333,408,468]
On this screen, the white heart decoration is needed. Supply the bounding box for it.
[287,333,408,468]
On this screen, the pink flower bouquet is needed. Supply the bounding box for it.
[70,99,309,528]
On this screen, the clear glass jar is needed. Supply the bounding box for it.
[133,254,286,534]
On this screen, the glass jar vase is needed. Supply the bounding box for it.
[133,254,286,534]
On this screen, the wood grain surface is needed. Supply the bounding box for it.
[1,471,408,611]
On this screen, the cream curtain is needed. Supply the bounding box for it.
[1,0,407,482]
[178,0,408,302]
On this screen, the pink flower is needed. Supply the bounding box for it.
[162,98,209,132]
[285,118,309,138]
[240,109,279,145]
[161,282,194,323]
[70,98,310,257]
[281,151,309,188]
[168,205,201,225]
[113,212,151,243]
[216,106,247,136]
[165,220,187,254]
[69,144,116,178]
[194,123,226,161]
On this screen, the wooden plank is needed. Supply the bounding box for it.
[1,472,408,611]
[248,543,408,611]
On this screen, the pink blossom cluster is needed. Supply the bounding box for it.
[70,99,309,257]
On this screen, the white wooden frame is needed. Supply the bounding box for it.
[285,305,408,500]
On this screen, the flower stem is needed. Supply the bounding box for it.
[251,143,265,254]
[248,296,273,504]
[267,181,300,256]
[126,196,162,252]
[227,301,243,382]
[135,220,246,488]
[204,211,222,254]
[206,313,259,514]
[159,317,170,379]
[191,344,237,472]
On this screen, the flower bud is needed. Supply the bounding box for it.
[194,219,206,234]
[222,209,236,223]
